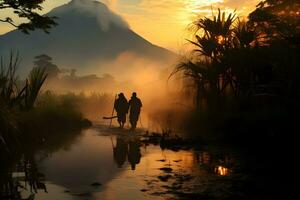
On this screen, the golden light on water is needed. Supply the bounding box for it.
[215,166,229,176]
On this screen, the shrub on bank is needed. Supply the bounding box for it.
[18,91,92,137]
[184,98,299,146]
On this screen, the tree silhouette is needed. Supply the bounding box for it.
[171,10,259,110]
[34,54,60,78]
[249,0,300,43]
[0,0,57,33]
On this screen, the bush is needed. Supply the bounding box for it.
[18,91,92,137]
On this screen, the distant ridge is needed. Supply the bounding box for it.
[0,0,176,76]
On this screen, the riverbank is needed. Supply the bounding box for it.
[0,91,93,156]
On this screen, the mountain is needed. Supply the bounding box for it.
[0,0,176,76]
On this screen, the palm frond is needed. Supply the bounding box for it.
[24,67,48,109]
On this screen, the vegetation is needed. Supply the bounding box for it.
[0,45,98,200]
[0,52,47,110]
[0,120,83,200]
[0,0,57,33]
[33,90,111,127]
[171,0,300,143]
[33,54,60,78]
[1,52,45,155]
[19,91,92,136]
[249,0,299,42]
[0,52,91,155]
[0,53,92,198]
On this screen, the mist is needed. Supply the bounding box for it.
[39,50,191,132]
[70,0,129,31]
[0,0,185,132]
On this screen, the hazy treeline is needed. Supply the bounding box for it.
[36,90,114,122]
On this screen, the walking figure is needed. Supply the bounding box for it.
[128,92,142,130]
[114,93,128,128]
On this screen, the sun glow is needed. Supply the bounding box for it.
[185,0,224,14]
[186,0,224,12]
[179,0,237,34]
[0,0,260,51]
[217,35,225,44]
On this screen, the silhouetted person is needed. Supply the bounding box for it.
[127,138,141,170]
[128,92,142,130]
[114,93,128,128]
[113,136,128,168]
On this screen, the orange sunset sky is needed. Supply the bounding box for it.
[0,0,260,50]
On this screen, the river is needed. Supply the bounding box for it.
[1,125,289,200]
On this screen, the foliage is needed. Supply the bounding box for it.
[172,5,300,141]
[0,52,48,109]
[0,0,57,33]
[0,51,20,106]
[0,102,19,154]
[172,9,261,110]
[19,91,92,137]
[24,67,47,109]
[248,0,300,43]
[173,6,299,106]
[36,91,113,121]
[0,52,48,156]
[33,54,60,78]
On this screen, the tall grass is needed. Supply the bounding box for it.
[0,51,48,109]
[35,91,113,122]
[18,91,92,138]
[1,52,92,198]
[0,103,20,155]
[0,52,22,153]
[0,52,51,153]
[0,51,21,107]
[24,67,47,109]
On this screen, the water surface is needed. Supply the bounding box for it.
[2,126,251,200]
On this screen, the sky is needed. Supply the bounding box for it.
[0,0,260,51]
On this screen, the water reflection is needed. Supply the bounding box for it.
[194,150,234,176]
[128,138,141,170]
[0,129,82,200]
[0,156,47,200]
[113,137,128,168]
[111,135,236,177]
[112,136,142,170]
[215,166,229,176]
[1,127,241,200]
